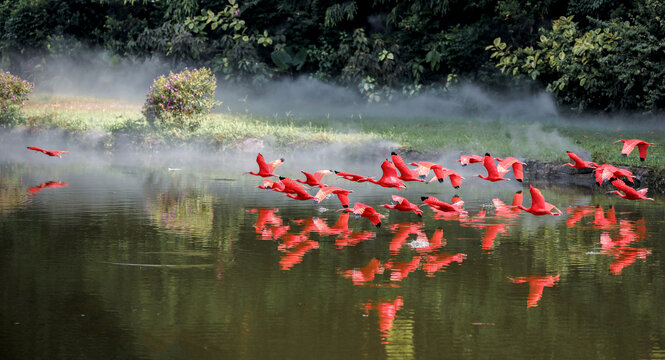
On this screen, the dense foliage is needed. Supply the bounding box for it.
[143,67,217,131]
[0,70,33,126]
[0,0,663,112]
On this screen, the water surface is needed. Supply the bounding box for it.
[1,160,664,359]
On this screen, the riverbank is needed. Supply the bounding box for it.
[5,94,664,193]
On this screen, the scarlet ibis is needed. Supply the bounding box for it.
[279,176,315,201]
[421,195,467,215]
[492,191,523,218]
[615,139,654,161]
[313,185,353,208]
[383,195,423,217]
[341,203,385,228]
[508,275,560,308]
[368,159,407,190]
[334,170,373,183]
[564,151,597,169]
[422,252,466,277]
[481,224,509,252]
[476,153,510,182]
[457,154,483,166]
[592,205,617,228]
[257,179,285,192]
[426,168,464,188]
[249,208,282,233]
[517,185,562,216]
[390,152,425,182]
[297,169,333,187]
[495,156,526,182]
[410,161,456,185]
[249,153,284,177]
[595,164,634,185]
[28,181,69,194]
[611,178,654,200]
[344,258,382,284]
[27,146,69,158]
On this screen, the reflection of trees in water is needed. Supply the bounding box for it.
[144,188,213,238]
[0,165,31,216]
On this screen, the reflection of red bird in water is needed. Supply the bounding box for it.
[27,146,69,158]
[28,181,69,194]
[389,222,424,253]
[600,220,651,274]
[279,240,319,270]
[565,206,595,228]
[341,203,385,228]
[383,195,423,217]
[422,252,466,276]
[414,229,445,254]
[249,208,283,234]
[386,256,421,281]
[592,205,617,229]
[615,138,654,161]
[345,258,382,285]
[249,153,284,177]
[335,231,375,248]
[508,274,560,308]
[481,224,509,252]
[492,190,523,218]
[364,297,404,344]
[297,169,333,187]
[518,185,561,216]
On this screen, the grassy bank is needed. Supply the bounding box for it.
[12,95,664,170]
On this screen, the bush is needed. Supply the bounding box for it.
[142,67,218,131]
[1,70,34,127]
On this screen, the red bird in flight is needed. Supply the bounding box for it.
[341,202,385,228]
[391,152,425,183]
[249,153,284,177]
[27,146,69,158]
[368,159,407,190]
[313,185,353,208]
[611,178,654,201]
[457,154,484,166]
[28,181,69,194]
[564,151,597,169]
[334,170,373,183]
[297,169,333,187]
[476,153,510,182]
[518,185,562,216]
[383,195,423,217]
[615,139,654,161]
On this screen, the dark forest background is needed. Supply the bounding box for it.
[1,0,664,113]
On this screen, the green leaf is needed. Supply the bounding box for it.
[493,37,501,47]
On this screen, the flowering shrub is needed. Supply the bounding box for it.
[1,70,34,112]
[142,67,218,131]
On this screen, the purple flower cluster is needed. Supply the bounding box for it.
[142,67,217,128]
[1,70,34,111]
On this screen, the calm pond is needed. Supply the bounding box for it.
[1,154,664,359]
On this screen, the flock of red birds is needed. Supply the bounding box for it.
[250,138,654,228]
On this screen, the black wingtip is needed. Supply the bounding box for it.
[454,186,460,189]
[334,170,340,174]
[417,213,422,217]
[640,157,646,162]
[280,158,285,162]
[516,190,523,194]
[596,204,601,208]
[375,222,382,228]
[485,153,491,156]
[421,196,429,201]
[343,204,349,208]
[516,179,523,182]
[391,151,397,156]
[279,176,285,180]
[438,178,444,183]
[621,154,627,157]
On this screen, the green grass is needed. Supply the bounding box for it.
[13,94,665,169]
